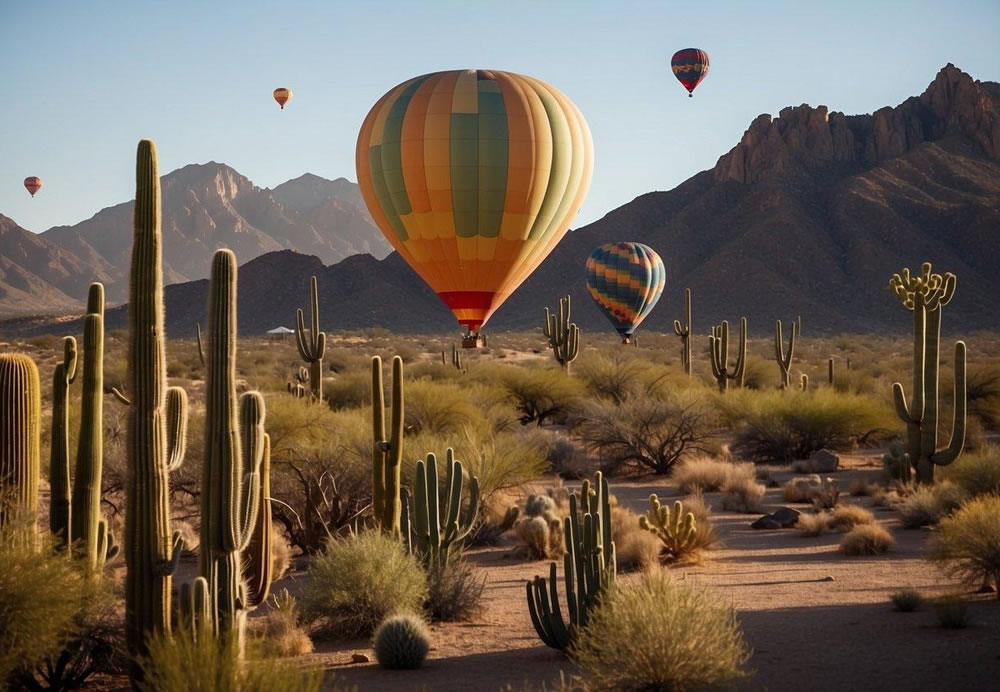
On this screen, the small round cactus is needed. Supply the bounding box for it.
[373,612,430,670]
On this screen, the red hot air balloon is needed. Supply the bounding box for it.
[24,176,43,197]
[273,87,292,109]
[671,48,710,97]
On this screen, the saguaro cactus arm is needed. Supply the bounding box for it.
[371,355,404,535]
[543,295,580,371]
[50,336,78,547]
[774,318,798,388]
[672,288,692,375]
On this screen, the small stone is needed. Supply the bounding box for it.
[770,507,802,528]
[821,575,835,582]
[751,516,782,530]
[810,449,840,473]
[351,653,370,664]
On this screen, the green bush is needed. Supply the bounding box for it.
[404,379,487,435]
[929,494,1000,598]
[477,365,585,426]
[302,531,427,638]
[324,371,372,410]
[570,570,750,691]
[897,482,967,529]
[966,364,1000,431]
[941,444,1000,497]
[373,613,431,670]
[425,553,485,622]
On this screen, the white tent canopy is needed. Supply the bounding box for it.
[266,326,295,335]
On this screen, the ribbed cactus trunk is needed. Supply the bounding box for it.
[124,140,188,680]
[372,355,403,536]
[673,288,692,376]
[709,318,747,393]
[295,276,326,402]
[49,337,77,548]
[543,295,580,373]
[0,354,41,533]
[774,318,798,389]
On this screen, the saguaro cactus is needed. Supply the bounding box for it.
[887,262,966,484]
[0,353,41,531]
[828,358,835,386]
[774,317,798,389]
[450,343,464,371]
[800,373,809,391]
[526,473,616,651]
[544,295,580,373]
[639,496,696,562]
[406,448,479,568]
[295,276,326,402]
[372,355,404,536]
[49,337,78,548]
[709,318,747,392]
[124,139,189,674]
[673,288,693,376]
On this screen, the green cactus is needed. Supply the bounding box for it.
[124,139,189,676]
[295,275,326,402]
[49,336,77,549]
[196,323,205,368]
[372,355,404,536]
[178,576,211,642]
[774,317,798,389]
[199,249,271,642]
[889,262,966,484]
[673,288,693,376]
[406,448,479,568]
[450,343,464,371]
[373,612,431,670]
[639,496,697,562]
[828,358,835,386]
[709,318,747,392]
[0,353,41,532]
[526,472,616,651]
[543,295,580,373]
[800,373,809,391]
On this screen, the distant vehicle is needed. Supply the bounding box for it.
[671,48,710,97]
[586,242,665,343]
[24,176,43,197]
[273,87,292,109]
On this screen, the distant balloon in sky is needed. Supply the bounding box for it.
[671,48,710,97]
[24,176,43,197]
[356,69,593,339]
[586,242,665,343]
[273,87,292,109]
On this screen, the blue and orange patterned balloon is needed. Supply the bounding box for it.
[671,48,710,97]
[586,242,665,343]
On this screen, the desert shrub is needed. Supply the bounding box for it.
[941,444,1000,497]
[810,478,840,510]
[897,482,968,529]
[546,437,588,479]
[479,365,585,425]
[425,553,485,622]
[250,589,313,657]
[457,429,549,501]
[576,391,716,475]
[373,613,430,670]
[827,504,875,532]
[672,455,736,493]
[138,627,323,692]
[716,388,893,462]
[966,364,1000,431]
[849,479,876,496]
[404,379,486,435]
[683,490,721,552]
[796,511,828,537]
[839,524,894,555]
[929,494,1000,597]
[514,513,564,560]
[611,505,661,571]
[739,355,773,391]
[932,594,969,628]
[325,371,371,410]
[325,347,367,375]
[783,475,822,503]
[720,474,766,513]
[570,570,750,691]
[890,589,923,612]
[302,531,427,639]
[576,351,646,403]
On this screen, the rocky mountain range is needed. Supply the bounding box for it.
[5,64,999,338]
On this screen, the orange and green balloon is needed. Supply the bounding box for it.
[586,242,665,343]
[356,69,593,334]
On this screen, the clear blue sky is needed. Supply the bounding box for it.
[2,0,998,234]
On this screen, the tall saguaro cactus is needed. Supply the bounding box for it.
[124,140,189,675]
[295,276,326,402]
[774,317,798,389]
[543,295,580,373]
[887,262,966,484]
[0,353,41,531]
[372,355,404,536]
[49,337,78,548]
[406,448,479,568]
[673,288,693,376]
[709,318,747,392]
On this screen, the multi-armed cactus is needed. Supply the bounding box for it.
[526,472,616,651]
[774,317,798,389]
[286,366,309,398]
[886,262,966,484]
[709,318,747,392]
[124,139,189,673]
[199,250,272,642]
[405,448,479,568]
[0,353,41,532]
[372,355,404,537]
[673,288,693,376]
[543,295,580,373]
[639,495,696,562]
[295,275,326,402]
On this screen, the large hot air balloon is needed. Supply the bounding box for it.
[24,176,43,197]
[273,87,292,109]
[671,48,710,97]
[356,69,593,345]
[586,242,665,343]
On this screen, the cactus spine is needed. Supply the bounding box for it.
[295,275,326,402]
[888,262,966,484]
[639,496,696,562]
[673,288,692,376]
[709,318,747,392]
[407,448,479,568]
[774,318,798,389]
[124,140,188,675]
[543,295,580,373]
[526,473,616,651]
[372,355,404,536]
[0,353,41,532]
[49,336,78,548]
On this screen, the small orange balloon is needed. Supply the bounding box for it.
[24,176,43,197]
[273,87,292,110]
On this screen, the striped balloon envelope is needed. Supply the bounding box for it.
[273,87,292,109]
[586,242,665,342]
[671,48,710,97]
[356,69,593,335]
[23,176,43,197]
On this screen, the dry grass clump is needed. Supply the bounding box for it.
[271,525,294,580]
[849,479,877,497]
[425,553,485,622]
[720,473,766,513]
[514,514,564,560]
[839,524,894,556]
[783,475,822,503]
[889,589,923,612]
[929,494,1000,598]
[826,504,876,532]
[897,482,968,528]
[302,531,427,639]
[796,511,830,537]
[250,589,313,657]
[673,455,737,493]
[570,570,750,691]
[932,594,970,629]
[611,505,662,571]
[684,490,721,552]
[810,478,840,510]
[941,445,1000,497]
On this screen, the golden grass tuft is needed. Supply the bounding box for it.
[839,523,894,556]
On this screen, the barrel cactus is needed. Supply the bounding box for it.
[373,612,431,669]
[0,353,41,531]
